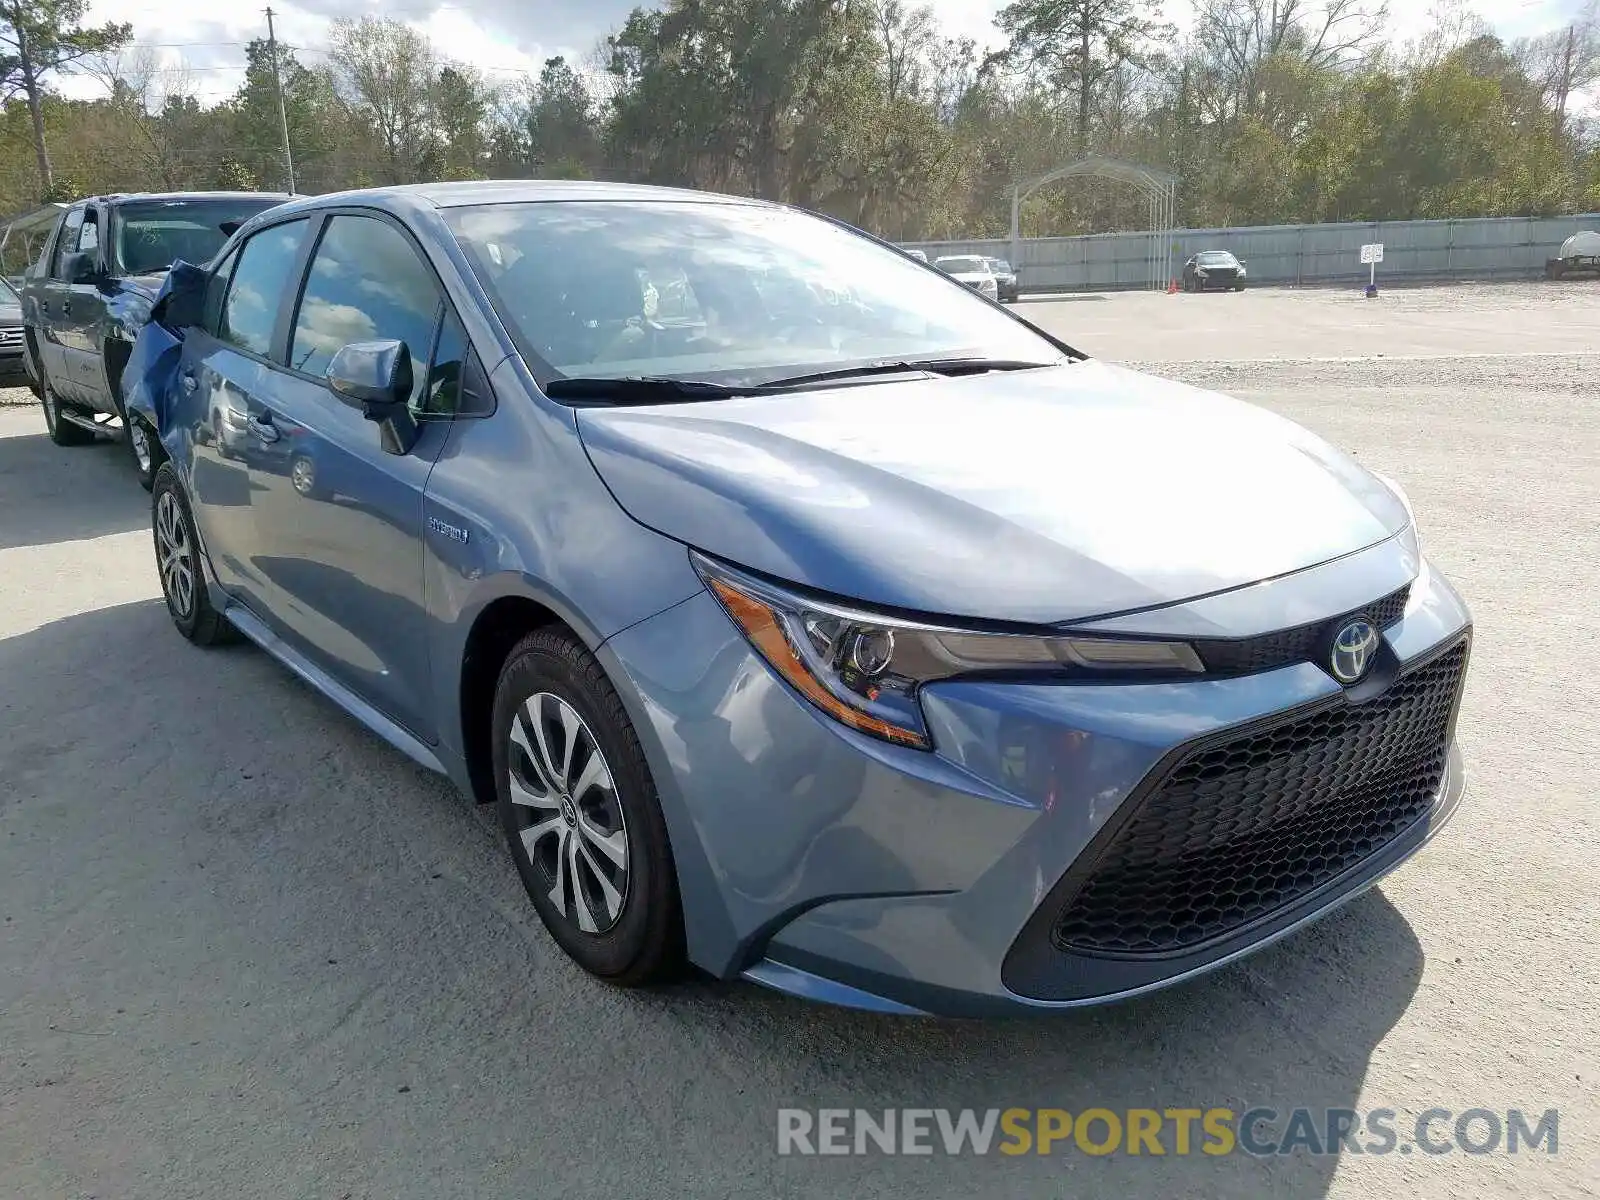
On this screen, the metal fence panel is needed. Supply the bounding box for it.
[903,213,1600,292]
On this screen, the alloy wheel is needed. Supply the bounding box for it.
[155,490,195,619]
[291,457,314,496]
[129,419,152,473]
[506,692,630,934]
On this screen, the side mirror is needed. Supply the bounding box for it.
[327,339,418,456]
[63,251,97,283]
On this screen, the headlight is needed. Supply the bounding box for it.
[694,555,1203,750]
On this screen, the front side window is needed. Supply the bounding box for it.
[444,202,1059,388]
[290,215,441,407]
[115,199,285,276]
[50,209,85,278]
[220,219,308,357]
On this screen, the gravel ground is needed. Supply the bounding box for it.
[0,287,1596,1199]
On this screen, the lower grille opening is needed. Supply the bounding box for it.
[1053,640,1467,957]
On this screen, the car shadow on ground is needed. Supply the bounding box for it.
[0,423,149,551]
[0,599,1425,1199]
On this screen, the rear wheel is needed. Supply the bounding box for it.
[492,628,685,986]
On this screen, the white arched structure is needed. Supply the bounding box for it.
[1010,157,1179,292]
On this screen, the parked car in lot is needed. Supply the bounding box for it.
[933,254,999,300]
[983,256,1019,302]
[21,191,291,487]
[141,180,1470,1016]
[1182,249,1248,291]
[0,276,28,388]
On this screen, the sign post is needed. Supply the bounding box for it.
[1360,242,1384,297]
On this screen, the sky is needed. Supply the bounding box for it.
[59,0,1596,107]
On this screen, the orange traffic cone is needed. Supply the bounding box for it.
[1167,278,1180,295]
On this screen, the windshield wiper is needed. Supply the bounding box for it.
[544,376,751,403]
[545,357,1063,405]
[758,357,1060,389]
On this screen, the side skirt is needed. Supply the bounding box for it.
[221,603,448,778]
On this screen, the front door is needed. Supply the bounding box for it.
[175,217,313,612]
[241,211,457,742]
[59,207,109,411]
[34,207,83,399]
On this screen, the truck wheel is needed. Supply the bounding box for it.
[126,412,163,491]
[40,370,94,447]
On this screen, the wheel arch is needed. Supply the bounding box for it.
[458,593,569,805]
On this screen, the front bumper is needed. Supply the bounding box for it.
[600,549,1471,1017]
[0,345,29,387]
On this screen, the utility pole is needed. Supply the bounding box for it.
[264,7,296,193]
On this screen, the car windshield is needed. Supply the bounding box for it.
[935,256,988,274]
[1197,252,1237,266]
[444,202,1059,387]
[115,199,283,275]
[988,260,1012,272]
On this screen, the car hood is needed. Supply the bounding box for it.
[0,299,20,325]
[576,360,1409,625]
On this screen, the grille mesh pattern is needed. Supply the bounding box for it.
[1196,585,1410,677]
[1053,641,1466,956]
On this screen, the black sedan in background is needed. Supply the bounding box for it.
[983,257,1019,302]
[1182,250,1248,292]
[0,276,28,388]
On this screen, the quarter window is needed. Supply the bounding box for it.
[220,220,309,357]
[290,215,441,407]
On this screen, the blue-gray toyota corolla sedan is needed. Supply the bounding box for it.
[143,181,1470,1016]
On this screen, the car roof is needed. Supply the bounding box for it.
[266,179,771,216]
[86,191,296,206]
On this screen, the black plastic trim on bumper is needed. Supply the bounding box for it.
[999,630,1471,1003]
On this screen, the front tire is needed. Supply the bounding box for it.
[492,628,685,986]
[127,412,162,491]
[152,464,237,646]
[40,369,93,447]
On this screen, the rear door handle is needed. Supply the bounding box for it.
[246,413,280,444]
[61,302,71,317]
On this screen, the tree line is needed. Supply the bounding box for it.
[2,0,1598,263]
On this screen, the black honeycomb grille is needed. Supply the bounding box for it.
[1195,585,1410,677]
[1052,640,1466,956]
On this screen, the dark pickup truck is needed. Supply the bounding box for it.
[22,191,291,487]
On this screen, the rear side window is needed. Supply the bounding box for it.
[289,214,441,407]
[220,220,308,357]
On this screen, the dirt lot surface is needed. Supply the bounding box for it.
[1,283,1595,1198]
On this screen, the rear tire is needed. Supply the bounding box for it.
[40,369,94,447]
[152,463,238,646]
[492,628,685,986]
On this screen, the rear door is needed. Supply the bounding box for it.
[173,216,313,614]
[242,210,458,741]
